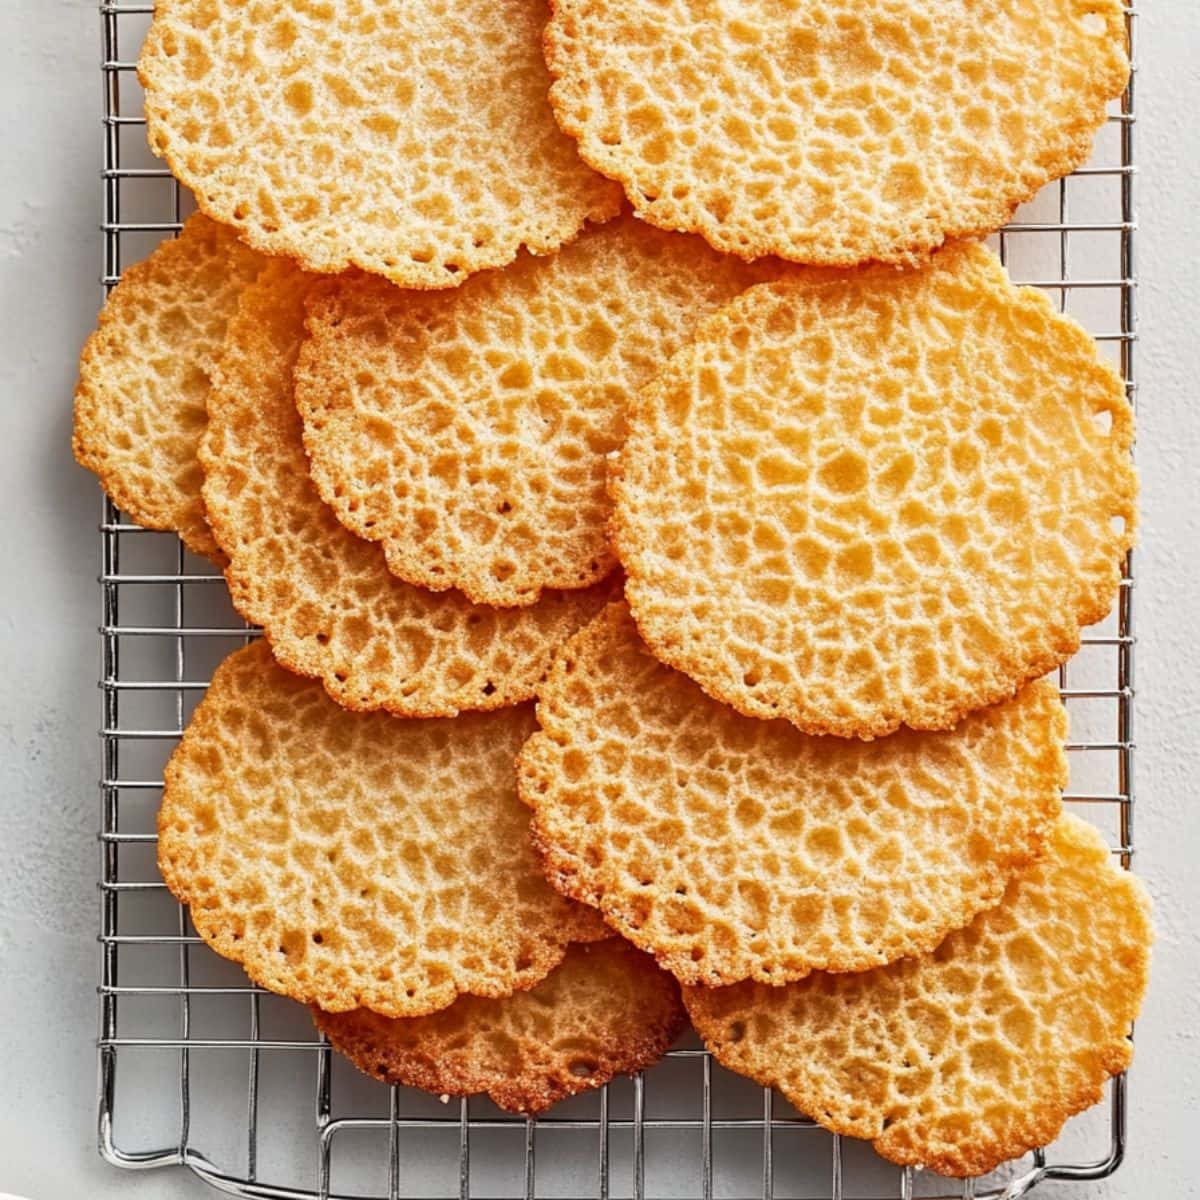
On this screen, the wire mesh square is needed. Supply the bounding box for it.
[94,3,1139,1197]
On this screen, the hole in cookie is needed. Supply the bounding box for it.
[283,79,314,117]
[743,672,760,688]
[481,681,496,697]
[1093,408,1114,433]
[312,932,323,945]
[705,196,732,223]
[1081,11,1105,34]
[569,1059,598,1078]
[315,632,330,645]
[728,1021,746,1044]
[1111,514,1127,534]
[497,500,513,515]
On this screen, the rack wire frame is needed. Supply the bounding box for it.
[94,4,1139,1198]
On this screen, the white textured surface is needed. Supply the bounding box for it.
[0,2,1196,1197]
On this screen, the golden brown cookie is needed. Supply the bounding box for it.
[612,241,1136,738]
[544,0,1128,265]
[200,258,618,718]
[139,0,620,288]
[160,641,607,1018]
[296,214,786,607]
[685,814,1152,1178]
[519,602,1065,986]
[73,213,264,560]
[314,938,685,1113]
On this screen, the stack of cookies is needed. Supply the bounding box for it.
[74,0,1151,1178]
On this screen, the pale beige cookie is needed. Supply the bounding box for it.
[612,241,1136,739]
[544,0,1128,265]
[160,641,606,1018]
[139,0,620,289]
[201,258,618,718]
[314,938,685,1113]
[296,215,785,607]
[685,814,1152,1178]
[519,602,1065,987]
[73,213,264,560]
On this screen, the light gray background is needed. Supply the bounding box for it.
[0,2,1196,1198]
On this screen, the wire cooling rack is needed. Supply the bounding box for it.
[94,4,1139,1198]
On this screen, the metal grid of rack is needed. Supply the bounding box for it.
[94,4,1139,1198]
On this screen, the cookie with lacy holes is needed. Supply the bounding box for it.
[544,0,1128,265]
[518,602,1066,987]
[296,214,787,607]
[612,241,1136,739]
[314,939,685,1114]
[159,641,607,1019]
[139,0,620,288]
[685,814,1152,1178]
[201,258,618,719]
[73,213,264,561]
